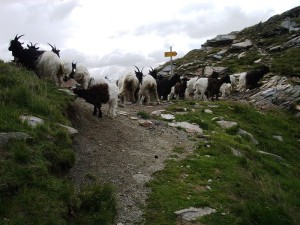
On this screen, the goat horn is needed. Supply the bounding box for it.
[15,34,24,40]
[141,67,144,73]
[134,65,140,72]
[47,43,54,49]
[150,66,153,70]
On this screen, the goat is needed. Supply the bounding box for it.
[73,80,119,118]
[138,75,160,105]
[185,77,199,99]
[27,42,39,50]
[134,65,159,105]
[47,43,60,57]
[156,73,181,100]
[149,66,163,80]
[219,83,232,98]
[168,77,189,100]
[118,73,140,103]
[9,34,44,71]
[8,34,65,86]
[194,74,231,101]
[67,62,90,89]
[238,65,269,90]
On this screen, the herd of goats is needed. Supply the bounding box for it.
[8,34,270,118]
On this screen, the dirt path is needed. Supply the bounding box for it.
[68,98,196,225]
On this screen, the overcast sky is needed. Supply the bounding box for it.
[0,0,298,80]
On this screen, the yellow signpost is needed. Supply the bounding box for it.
[164,51,177,57]
[164,46,177,76]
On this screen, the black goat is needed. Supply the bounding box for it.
[73,83,110,118]
[157,73,181,100]
[246,65,269,89]
[149,66,163,80]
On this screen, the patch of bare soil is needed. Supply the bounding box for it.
[68,98,196,225]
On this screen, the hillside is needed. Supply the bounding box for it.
[156,6,300,114]
[0,6,299,225]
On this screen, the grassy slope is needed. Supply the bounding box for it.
[0,61,116,225]
[142,101,300,225]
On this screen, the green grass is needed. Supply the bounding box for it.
[0,61,116,225]
[137,111,150,119]
[271,48,300,77]
[142,100,300,225]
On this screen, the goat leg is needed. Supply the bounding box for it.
[98,104,102,118]
[93,106,97,116]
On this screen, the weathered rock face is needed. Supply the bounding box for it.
[249,76,300,112]
[205,34,236,47]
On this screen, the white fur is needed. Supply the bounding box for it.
[237,72,247,91]
[185,77,199,99]
[138,75,160,105]
[230,75,236,87]
[35,51,64,87]
[118,73,139,103]
[193,78,209,100]
[73,65,90,89]
[168,86,175,101]
[220,83,232,97]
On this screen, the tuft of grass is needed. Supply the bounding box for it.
[71,184,117,225]
[271,48,300,77]
[137,111,150,119]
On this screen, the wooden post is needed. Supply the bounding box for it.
[170,46,173,77]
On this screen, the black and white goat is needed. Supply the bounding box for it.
[238,65,269,90]
[168,77,189,100]
[73,79,119,118]
[8,34,65,86]
[194,74,231,101]
[66,62,91,89]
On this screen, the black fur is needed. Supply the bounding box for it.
[157,73,181,100]
[246,65,269,89]
[73,83,110,118]
[207,74,231,101]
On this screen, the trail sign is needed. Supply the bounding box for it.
[164,51,177,57]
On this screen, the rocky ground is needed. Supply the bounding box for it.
[67,99,197,225]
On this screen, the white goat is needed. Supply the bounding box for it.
[73,65,90,89]
[220,83,232,98]
[185,77,199,99]
[193,78,209,100]
[35,51,65,87]
[138,75,160,105]
[118,73,140,103]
